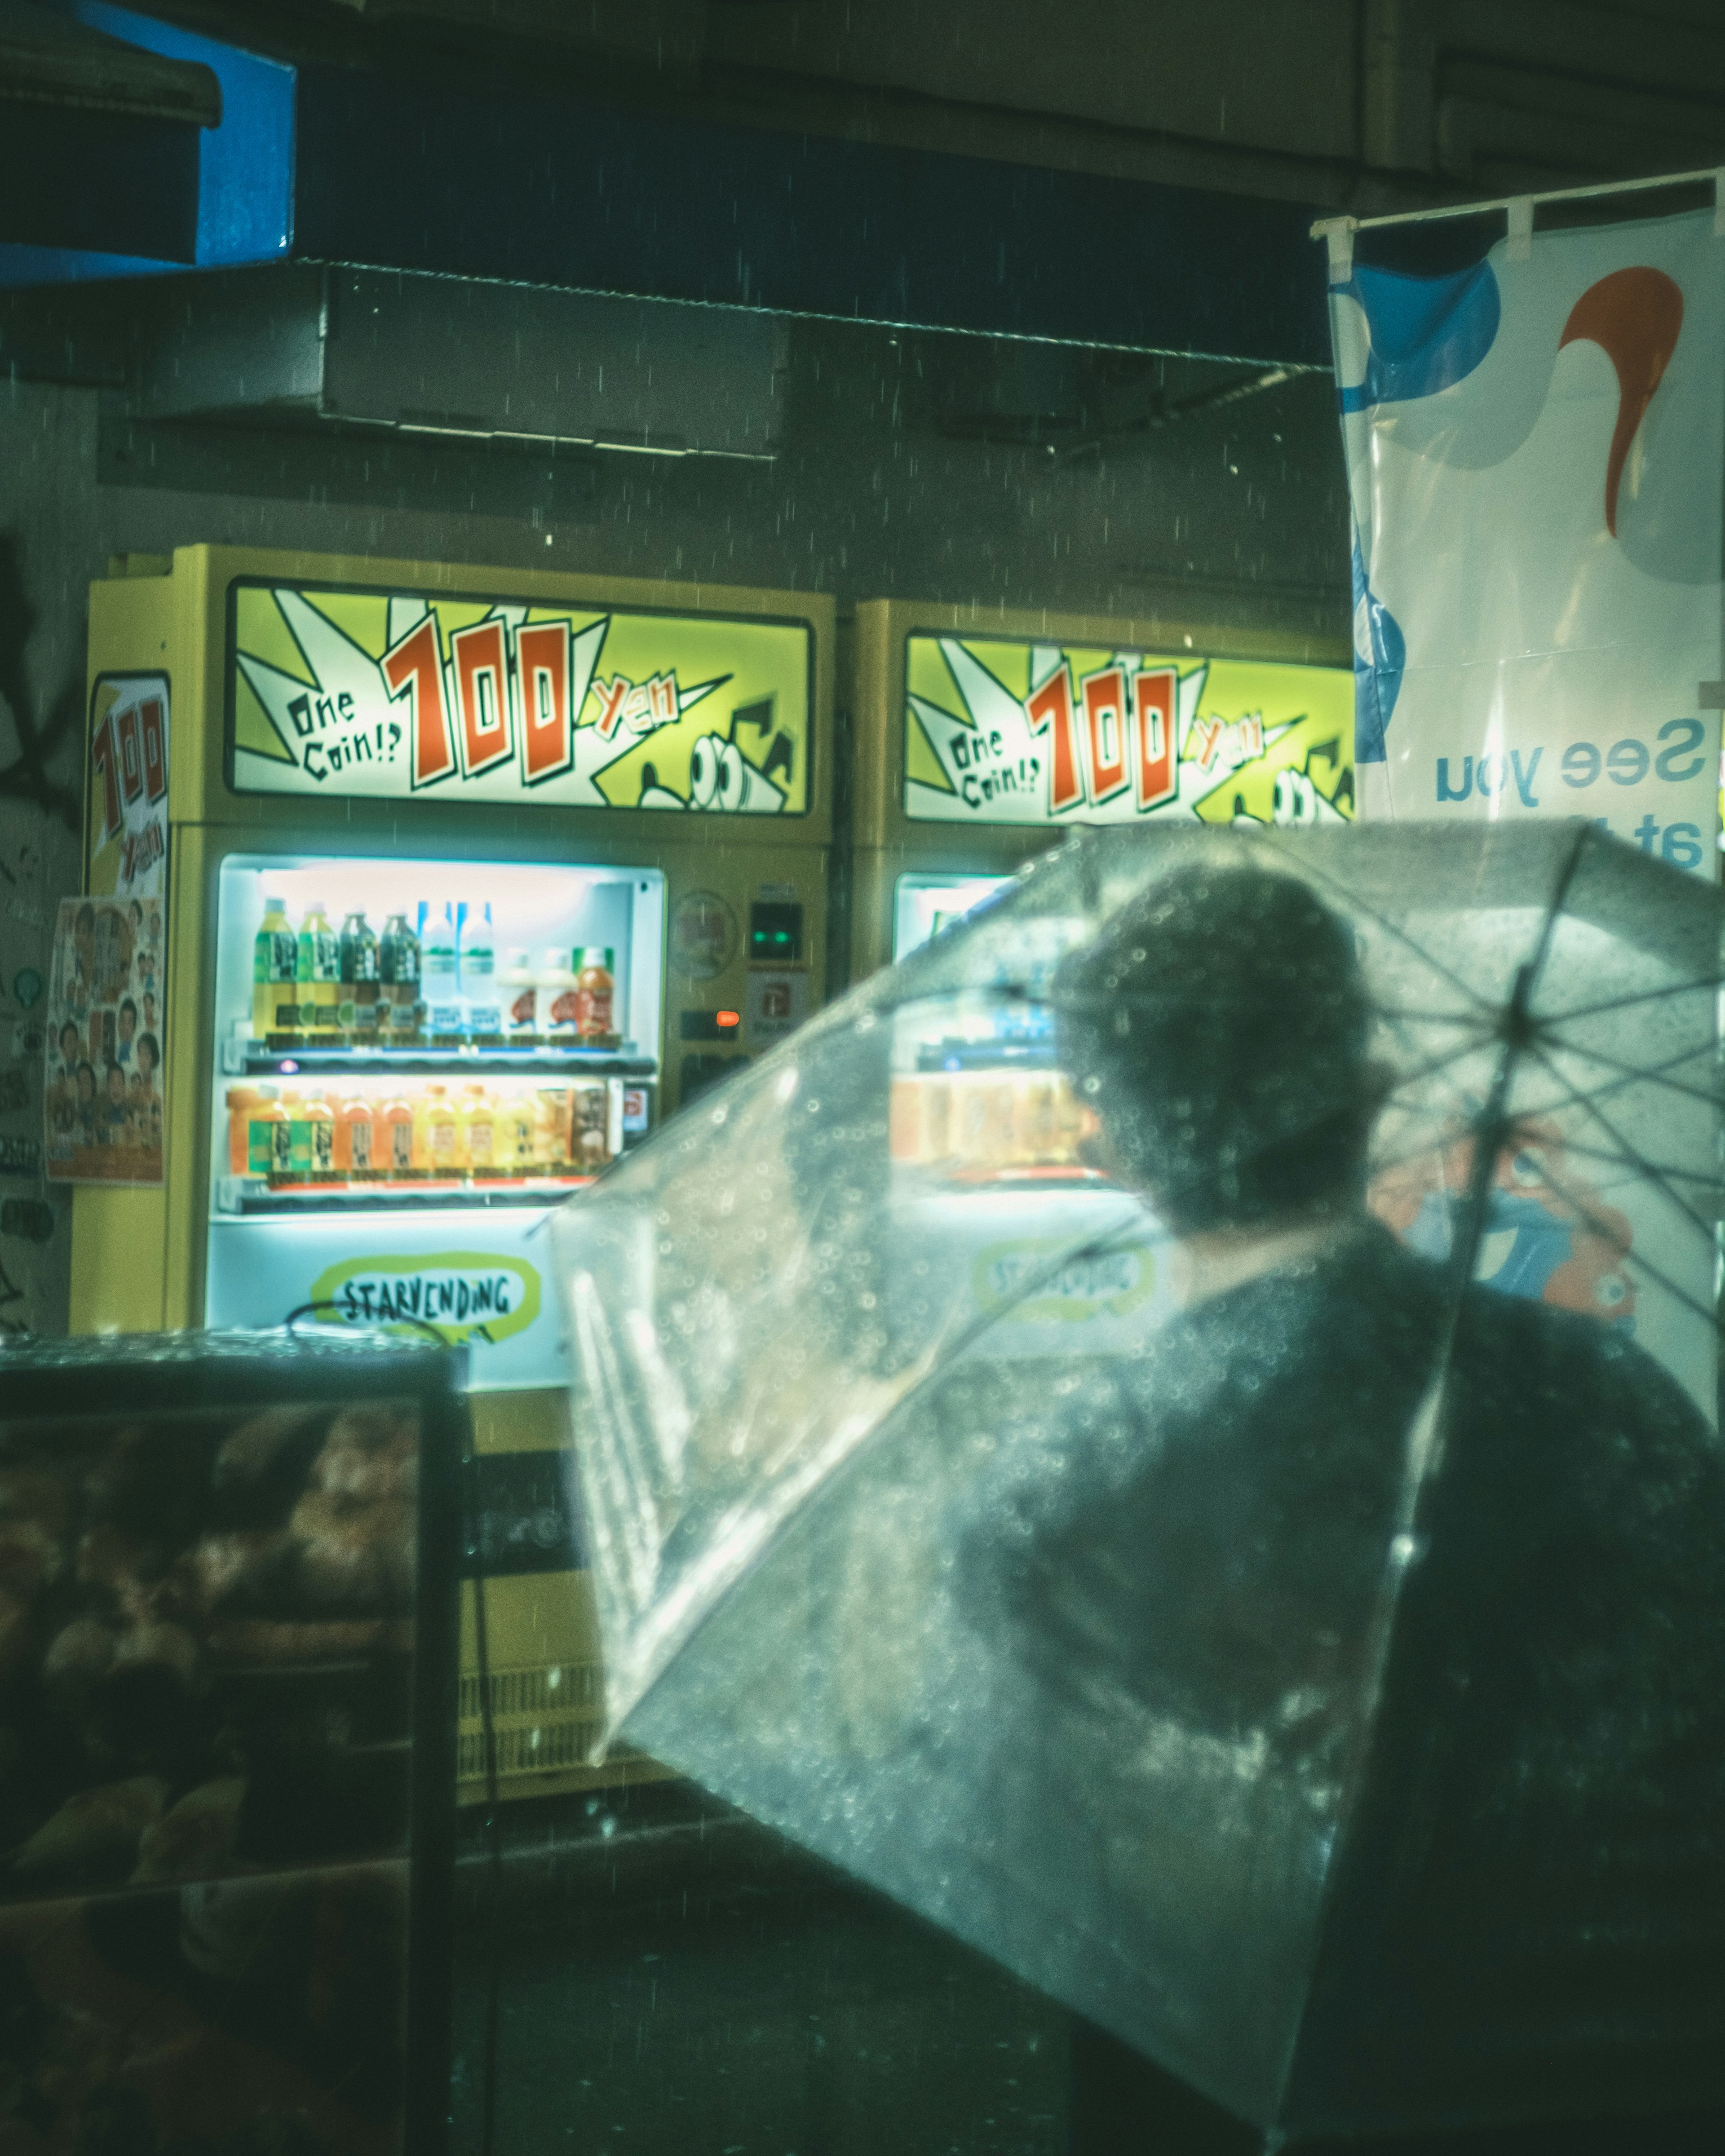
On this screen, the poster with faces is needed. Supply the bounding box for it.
[44,894,165,1184]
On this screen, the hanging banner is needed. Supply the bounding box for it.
[49,676,170,1185]
[229,584,810,816]
[1325,189,1725,873]
[903,634,1353,830]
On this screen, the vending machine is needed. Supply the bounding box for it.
[855,596,1354,1360]
[72,545,834,1801]
[852,596,1355,974]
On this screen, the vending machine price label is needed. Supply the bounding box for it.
[902,633,1353,832]
[229,583,813,817]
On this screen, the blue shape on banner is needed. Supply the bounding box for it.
[1338,261,1500,414]
[1351,539,1405,765]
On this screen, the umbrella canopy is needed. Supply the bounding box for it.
[552,822,1725,2142]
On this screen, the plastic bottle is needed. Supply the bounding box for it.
[423,905,461,1043]
[296,902,341,1035]
[571,1079,610,1170]
[500,948,538,1047]
[279,1087,310,1181]
[302,1088,336,1180]
[339,913,380,1043]
[380,1090,416,1180]
[575,947,616,1046]
[498,1087,535,1173]
[336,1092,376,1179]
[226,1084,265,1176]
[246,1086,285,1179]
[535,1082,572,1172]
[536,948,579,1041]
[252,897,297,1040]
[459,904,501,1041]
[416,1082,459,1178]
[460,1084,497,1176]
[379,915,421,1043]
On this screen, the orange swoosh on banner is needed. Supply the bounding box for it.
[1559,267,1684,535]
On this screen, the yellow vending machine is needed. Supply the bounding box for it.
[72,544,834,1803]
[852,596,1353,1374]
[850,597,1354,976]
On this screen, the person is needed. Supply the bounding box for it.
[134,1031,159,1096]
[57,1019,81,1075]
[73,1060,97,1146]
[115,996,137,1067]
[1025,861,1725,2153]
[102,1060,128,1144]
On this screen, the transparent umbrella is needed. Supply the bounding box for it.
[551,821,1725,2143]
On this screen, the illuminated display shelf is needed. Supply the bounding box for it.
[215,1174,600,1217]
[228,1044,658,1079]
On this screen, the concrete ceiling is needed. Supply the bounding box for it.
[125,0,1725,216]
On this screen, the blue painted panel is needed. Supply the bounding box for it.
[0,3,293,288]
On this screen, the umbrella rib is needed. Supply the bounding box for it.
[1256,832,1504,1017]
[1366,1005,1492,1028]
[1527,1042,1719,1249]
[1379,1034,1503,1099]
[1537,972,1725,1024]
[1441,826,1589,1306]
[1540,1130,1723,1190]
[1507,1124,1725,1336]
[1533,1033,1721,1112]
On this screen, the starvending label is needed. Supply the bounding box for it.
[229,583,810,815]
[903,634,1353,830]
[310,1249,543,1345]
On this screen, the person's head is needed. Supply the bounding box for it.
[127,1069,145,1100]
[118,997,137,1040]
[128,900,142,930]
[58,1021,79,1064]
[142,992,157,1029]
[75,1060,95,1104]
[75,903,94,942]
[1055,861,1378,1235]
[136,1031,159,1082]
[105,1061,125,1105]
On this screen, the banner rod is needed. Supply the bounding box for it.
[1311,165,1721,243]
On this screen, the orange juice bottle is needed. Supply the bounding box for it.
[498,1088,535,1175]
[279,1088,308,1180]
[336,1092,376,1180]
[380,1090,416,1181]
[460,1084,496,1176]
[226,1084,265,1175]
[417,1083,458,1178]
[247,1086,286,1179]
[302,1088,336,1181]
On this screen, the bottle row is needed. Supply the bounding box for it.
[226,1078,615,1186]
[252,898,619,1047]
[888,1069,1094,1174]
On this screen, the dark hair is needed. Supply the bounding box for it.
[58,1021,79,1050]
[75,1060,95,1089]
[1054,863,1376,1232]
[75,903,95,934]
[119,997,137,1022]
[136,1031,159,1071]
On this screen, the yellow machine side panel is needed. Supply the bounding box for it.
[69,1186,169,1332]
[471,1388,571,1456]
[457,1570,674,1801]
